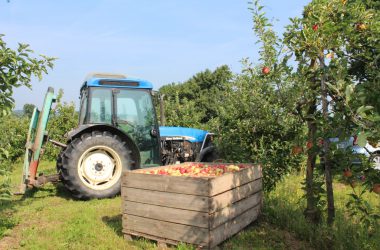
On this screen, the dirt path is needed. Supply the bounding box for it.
[0,223,23,249]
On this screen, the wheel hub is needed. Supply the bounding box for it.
[373,155,380,170]
[95,163,104,171]
[82,151,115,184]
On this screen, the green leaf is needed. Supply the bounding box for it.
[357,133,367,147]
[345,84,354,102]
[356,106,373,116]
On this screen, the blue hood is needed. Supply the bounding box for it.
[159,126,208,143]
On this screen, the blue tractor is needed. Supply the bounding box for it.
[21,74,217,199]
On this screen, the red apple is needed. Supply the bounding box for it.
[343,169,352,178]
[372,184,380,194]
[312,24,319,31]
[262,66,270,75]
[292,146,303,155]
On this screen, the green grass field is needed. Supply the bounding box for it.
[0,161,379,249]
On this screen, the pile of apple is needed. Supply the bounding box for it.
[141,163,247,177]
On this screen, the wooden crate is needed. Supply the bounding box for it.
[121,162,262,249]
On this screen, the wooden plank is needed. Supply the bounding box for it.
[210,178,262,212]
[122,187,209,212]
[124,201,209,228]
[123,229,181,247]
[122,214,209,246]
[210,191,262,229]
[209,165,262,196]
[209,204,261,248]
[122,171,210,196]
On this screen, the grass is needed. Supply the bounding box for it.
[0,161,379,249]
[263,173,380,250]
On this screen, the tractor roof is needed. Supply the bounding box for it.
[81,73,153,90]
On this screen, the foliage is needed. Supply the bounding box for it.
[160,92,205,128]
[0,34,55,199]
[159,65,233,129]
[0,115,29,163]
[214,70,303,191]
[265,172,380,250]
[158,2,304,191]
[44,89,78,161]
[209,1,304,191]
[22,103,35,118]
[0,35,55,117]
[282,0,380,224]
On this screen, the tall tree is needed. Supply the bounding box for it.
[23,103,36,118]
[159,65,233,127]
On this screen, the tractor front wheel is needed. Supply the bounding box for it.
[59,131,132,199]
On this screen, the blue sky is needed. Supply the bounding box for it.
[1,0,309,109]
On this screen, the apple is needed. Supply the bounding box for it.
[317,138,324,147]
[306,141,313,150]
[227,165,240,172]
[372,184,380,194]
[262,66,270,75]
[292,146,303,155]
[142,163,247,177]
[312,24,319,31]
[356,23,367,31]
[343,169,352,178]
[326,53,334,59]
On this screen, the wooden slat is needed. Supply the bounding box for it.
[123,230,181,247]
[209,204,261,248]
[124,201,209,228]
[122,187,209,212]
[210,178,262,212]
[209,165,262,196]
[210,191,262,229]
[122,171,210,196]
[123,214,209,246]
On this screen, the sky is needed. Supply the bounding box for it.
[0,0,309,109]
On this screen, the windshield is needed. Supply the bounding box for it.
[88,88,112,124]
[115,89,155,126]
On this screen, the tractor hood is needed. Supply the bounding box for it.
[159,126,208,143]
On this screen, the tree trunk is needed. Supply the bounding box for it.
[319,55,335,225]
[304,103,320,223]
[304,58,321,223]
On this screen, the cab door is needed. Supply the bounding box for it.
[114,89,161,168]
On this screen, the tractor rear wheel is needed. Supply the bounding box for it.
[58,131,132,199]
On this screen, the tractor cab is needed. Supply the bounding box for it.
[77,73,161,168]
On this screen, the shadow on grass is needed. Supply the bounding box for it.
[102,214,123,237]
[102,214,165,249]
[14,183,73,201]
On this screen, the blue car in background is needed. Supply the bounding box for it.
[331,137,380,170]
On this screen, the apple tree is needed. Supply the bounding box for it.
[284,0,379,226]
[212,1,304,191]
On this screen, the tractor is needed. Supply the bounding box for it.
[20,73,217,199]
